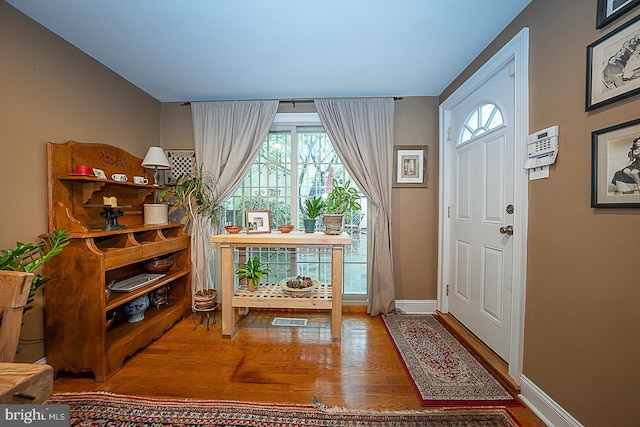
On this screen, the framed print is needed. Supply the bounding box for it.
[586,14,640,111]
[393,145,428,187]
[592,117,640,207]
[596,0,640,29]
[246,210,271,233]
[92,168,107,179]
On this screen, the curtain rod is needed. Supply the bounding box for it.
[179,97,403,107]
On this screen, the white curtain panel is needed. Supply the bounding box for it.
[314,97,396,315]
[190,100,279,295]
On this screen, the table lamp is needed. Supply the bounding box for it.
[141,147,171,186]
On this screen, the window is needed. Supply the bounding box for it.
[459,102,504,144]
[223,114,368,296]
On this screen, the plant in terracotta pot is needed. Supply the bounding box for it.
[323,179,361,235]
[160,164,221,306]
[302,196,326,233]
[235,256,269,292]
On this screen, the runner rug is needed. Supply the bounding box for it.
[382,314,522,407]
[45,391,520,426]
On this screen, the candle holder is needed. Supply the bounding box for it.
[100,206,126,231]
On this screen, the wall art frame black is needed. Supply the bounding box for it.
[592,117,640,208]
[586,14,640,111]
[597,0,640,29]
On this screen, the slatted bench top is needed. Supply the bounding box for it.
[232,283,333,310]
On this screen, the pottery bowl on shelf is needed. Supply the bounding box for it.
[224,225,242,234]
[142,258,173,273]
[277,224,294,233]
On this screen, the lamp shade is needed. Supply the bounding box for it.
[141,147,171,169]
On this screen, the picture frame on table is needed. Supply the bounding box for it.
[592,117,640,208]
[596,0,640,29]
[586,14,640,111]
[393,145,428,188]
[246,210,271,234]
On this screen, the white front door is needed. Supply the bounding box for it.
[448,61,515,361]
[439,29,529,381]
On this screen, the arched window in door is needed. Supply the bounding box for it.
[459,102,504,145]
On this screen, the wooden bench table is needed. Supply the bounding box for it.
[211,231,351,340]
[0,363,53,404]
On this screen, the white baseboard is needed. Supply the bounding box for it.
[395,299,437,314]
[519,375,583,427]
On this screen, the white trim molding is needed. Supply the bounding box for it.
[395,299,437,314]
[520,376,584,427]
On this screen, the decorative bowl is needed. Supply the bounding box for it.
[142,258,173,273]
[277,224,294,233]
[279,276,320,297]
[123,294,150,323]
[225,225,242,234]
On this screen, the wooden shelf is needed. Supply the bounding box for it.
[211,231,351,340]
[45,141,191,382]
[232,282,333,310]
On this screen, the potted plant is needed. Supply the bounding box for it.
[235,256,269,292]
[160,164,220,307]
[302,196,326,233]
[0,228,70,318]
[324,179,361,235]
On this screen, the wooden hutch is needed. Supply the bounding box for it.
[44,141,191,381]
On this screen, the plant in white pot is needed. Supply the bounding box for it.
[324,179,361,235]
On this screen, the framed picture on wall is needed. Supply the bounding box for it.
[592,117,640,208]
[586,14,640,111]
[596,0,640,29]
[393,145,428,187]
[246,210,271,233]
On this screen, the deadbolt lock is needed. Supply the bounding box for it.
[506,204,514,214]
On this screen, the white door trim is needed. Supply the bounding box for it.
[438,28,529,384]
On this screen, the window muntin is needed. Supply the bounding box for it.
[459,102,504,145]
[224,122,367,296]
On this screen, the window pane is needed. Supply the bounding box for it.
[459,102,504,144]
[226,124,368,296]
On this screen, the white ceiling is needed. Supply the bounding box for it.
[7,0,531,102]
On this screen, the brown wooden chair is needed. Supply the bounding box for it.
[0,271,33,362]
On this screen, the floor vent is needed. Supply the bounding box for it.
[272,317,308,327]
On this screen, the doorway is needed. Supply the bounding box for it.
[438,29,529,384]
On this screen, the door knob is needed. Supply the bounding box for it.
[499,225,513,236]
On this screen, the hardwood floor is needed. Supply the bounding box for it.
[52,308,545,425]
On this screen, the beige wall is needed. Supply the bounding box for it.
[392,98,439,300]
[442,0,640,425]
[0,2,161,362]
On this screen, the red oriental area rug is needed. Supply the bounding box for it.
[45,391,520,426]
[382,314,522,407]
